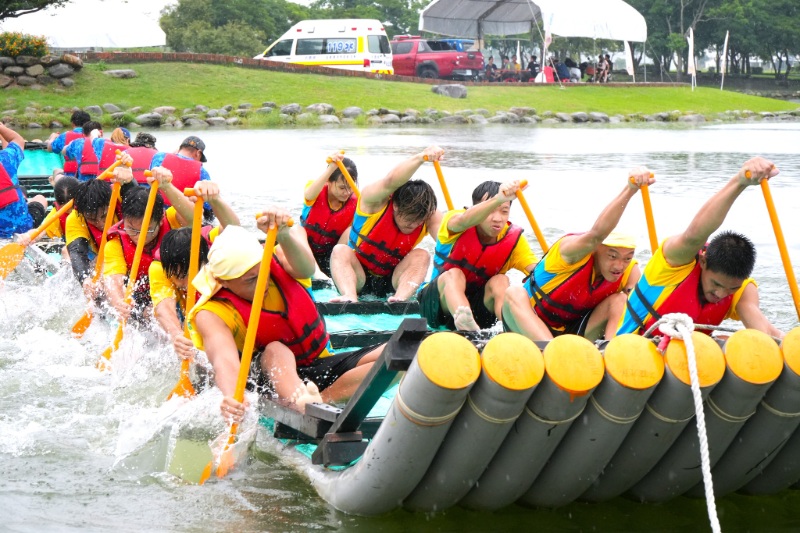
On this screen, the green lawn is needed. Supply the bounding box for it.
[2,62,797,120]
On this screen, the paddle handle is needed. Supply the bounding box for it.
[92,182,121,283]
[423,155,454,211]
[516,179,549,253]
[27,199,73,241]
[630,175,658,254]
[183,192,205,336]
[124,181,160,301]
[326,151,360,199]
[760,179,800,321]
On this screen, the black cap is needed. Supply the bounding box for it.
[180,135,207,162]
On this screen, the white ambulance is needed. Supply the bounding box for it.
[254,19,393,75]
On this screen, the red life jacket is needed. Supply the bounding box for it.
[126,146,158,184]
[62,130,83,175]
[107,217,172,297]
[79,138,100,178]
[212,257,330,366]
[98,141,128,174]
[630,261,734,336]
[57,205,70,235]
[529,250,625,330]
[302,184,357,258]
[153,225,215,262]
[160,154,202,204]
[0,163,22,210]
[354,199,425,277]
[433,223,524,287]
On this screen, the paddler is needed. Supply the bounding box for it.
[149,136,212,220]
[419,180,537,331]
[503,167,655,341]
[63,121,129,182]
[103,166,194,322]
[301,151,358,277]
[150,181,239,359]
[617,157,785,339]
[329,146,443,302]
[0,122,38,239]
[188,219,383,418]
[45,110,90,178]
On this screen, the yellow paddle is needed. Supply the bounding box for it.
[422,155,454,211]
[166,187,204,400]
[326,151,360,199]
[200,220,289,483]
[0,155,127,280]
[631,174,658,254]
[748,168,800,321]
[97,178,161,371]
[516,179,549,253]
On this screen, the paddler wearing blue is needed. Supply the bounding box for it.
[150,136,212,220]
[188,219,384,420]
[103,165,195,323]
[0,122,36,239]
[419,180,537,331]
[150,181,239,360]
[62,121,126,182]
[616,156,785,339]
[329,145,444,303]
[301,151,358,277]
[504,167,655,342]
[45,110,90,178]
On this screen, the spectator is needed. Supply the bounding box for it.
[565,57,582,82]
[528,55,540,79]
[501,56,510,70]
[594,54,608,82]
[604,54,613,81]
[554,58,571,82]
[485,56,500,82]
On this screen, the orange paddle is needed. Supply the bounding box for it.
[200,220,291,483]
[630,173,658,254]
[166,188,204,400]
[97,178,160,371]
[516,179,549,253]
[422,155,454,211]
[326,151,360,199]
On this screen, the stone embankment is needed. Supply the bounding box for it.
[0,54,83,89]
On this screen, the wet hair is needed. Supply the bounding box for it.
[27,202,46,227]
[55,176,81,206]
[329,157,358,185]
[74,178,112,218]
[160,227,209,279]
[110,127,130,145]
[704,230,756,279]
[82,121,102,137]
[130,132,157,149]
[71,110,91,128]
[471,180,513,206]
[393,180,437,222]
[122,185,165,222]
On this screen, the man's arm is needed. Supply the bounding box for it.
[559,167,653,265]
[147,166,195,223]
[359,145,444,214]
[446,180,522,234]
[735,284,785,339]
[305,151,342,202]
[257,208,316,280]
[0,122,24,149]
[663,157,779,267]
[194,181,239,229]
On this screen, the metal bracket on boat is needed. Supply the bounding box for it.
[316,300,421,316]
[311,318,428,466]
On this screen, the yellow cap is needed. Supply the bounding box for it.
[724,329,782,385]
[781,327,800,376]
[417,332,481,390]
[482,333,544,391]
[602,231,636,249]
[604,334,664,390]
[664,332,726,387]
[543,335,604,395]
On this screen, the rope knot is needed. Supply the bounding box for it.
[658,313,694,340]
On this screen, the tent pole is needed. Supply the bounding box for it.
[644,41,647,82]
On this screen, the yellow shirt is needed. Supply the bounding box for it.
[103,207,183,276]
[42,207,64,239]
[65,210,117,251]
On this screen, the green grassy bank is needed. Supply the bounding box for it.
[2,62,797,124]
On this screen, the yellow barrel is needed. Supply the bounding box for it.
[664,332,726,388]
[724,329,783,385]
[417,332,482,390]
[543,334,604,397]
[781,327,800,376]
[482,333,544,391]
[604,334,664,390]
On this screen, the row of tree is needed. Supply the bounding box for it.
[3,0,796,80]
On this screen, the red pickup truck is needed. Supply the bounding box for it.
[390,36,484,81]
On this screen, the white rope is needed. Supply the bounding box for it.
[657,313,721,533]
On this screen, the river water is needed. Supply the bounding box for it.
[3,122,800,532]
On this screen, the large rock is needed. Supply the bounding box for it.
[153,106,175,115]
[588,111,609,123]
[306,103,335,115]
[400,116,418,124]
[59,77,75,87]
[39,55,60,66]
[61,54,83,69]
[261,102,276,108]
[678,114,706,123]
[85,105,103,117]
[238,103,252,109]
[318,115,341,125]
[509,106,536,116]
[381,113,401,123]
[432,84,468,98]
[225,117,240,126]
[103,103,121,113]
[468,114,488,125]
[136,112,163,127]
[571,112,589,123]
[15,55,38,67]
[4,66,24,76]
[48,64,75,79]
[280,103,302,115]
[16,76,37,86]
[0,75,13,88]
[206,109,218,118]
[555,112,572,122]
[0,57,14,68]
[25,64,45,77]
[438,114,469,124]
[104,69,136,79]
[206,117,226,126]
[255,107,273,114]
[183,118,208,128]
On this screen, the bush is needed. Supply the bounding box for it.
[751,67,763,75]
[0,32,48,58]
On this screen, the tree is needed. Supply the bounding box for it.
[0,0,68,20]
[307,0,427,37]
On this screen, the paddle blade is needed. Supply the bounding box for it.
[215,434,238,479]
[198,461,212,485]
[0,242,26,279]
[97,323,123,371]
[71,310,93,338]
[166,360,196,400]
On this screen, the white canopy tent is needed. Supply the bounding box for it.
[1,0,172,49]
[419,0,647,43]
